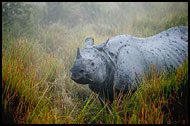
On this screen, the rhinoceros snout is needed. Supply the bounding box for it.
[70,72,82,80]
[70,67,84,80]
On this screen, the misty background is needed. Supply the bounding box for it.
[2,2,188,61]
[2,2,188,38]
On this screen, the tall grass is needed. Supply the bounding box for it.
[2,39,58,123]
[2,37,96,124]
[2,2,188,124]
[103,60,188,124]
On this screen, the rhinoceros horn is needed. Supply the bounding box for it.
[76,48,82,59]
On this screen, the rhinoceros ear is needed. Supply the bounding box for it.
[84,38,94,48]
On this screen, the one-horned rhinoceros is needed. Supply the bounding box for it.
[70,26,188,103]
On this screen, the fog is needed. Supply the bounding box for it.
[3,2,188,36]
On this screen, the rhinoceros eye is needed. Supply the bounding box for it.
[80,70,84,73]
[91,62,94,66]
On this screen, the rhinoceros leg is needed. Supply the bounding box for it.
[98,91,113,111]
[98,96,105,107]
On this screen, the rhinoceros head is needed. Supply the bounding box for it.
[70,38,108,85]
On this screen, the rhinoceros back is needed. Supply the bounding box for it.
[135,26,188,71]
[104,26,188,91]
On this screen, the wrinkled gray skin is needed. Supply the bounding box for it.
[70,26,188,103]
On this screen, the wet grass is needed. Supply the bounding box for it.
[102,61,188,124]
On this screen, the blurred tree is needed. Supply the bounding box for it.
[43,2,63,25]
[2,2,34,28]
[2,2,42,38]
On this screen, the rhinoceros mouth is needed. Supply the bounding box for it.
[71,75,93,84]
